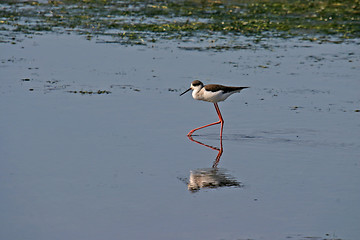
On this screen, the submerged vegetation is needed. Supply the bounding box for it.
[0,0,359,45]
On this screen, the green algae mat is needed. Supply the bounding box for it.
[1,0,359,45]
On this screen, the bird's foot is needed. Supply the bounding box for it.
[187,130,196,136]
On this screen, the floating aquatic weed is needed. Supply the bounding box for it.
[68,90,111,94]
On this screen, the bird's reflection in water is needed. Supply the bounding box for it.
[188,168,243,192]
[186,135,243,192]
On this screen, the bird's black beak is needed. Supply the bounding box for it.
[180,88,191,96]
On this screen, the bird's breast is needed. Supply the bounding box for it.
[200,89,227,103]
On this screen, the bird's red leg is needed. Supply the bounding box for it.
[214,103,224,137]
[187,103,223,136]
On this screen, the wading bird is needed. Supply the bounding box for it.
[180,80,248,137]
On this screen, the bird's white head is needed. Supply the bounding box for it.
[180,80,204,96]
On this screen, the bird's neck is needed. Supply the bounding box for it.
[192,87,204,100]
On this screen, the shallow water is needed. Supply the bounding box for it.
[1,34,359,240]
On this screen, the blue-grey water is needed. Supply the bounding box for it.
[1,34,359,240]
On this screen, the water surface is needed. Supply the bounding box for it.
[1,33,359,240]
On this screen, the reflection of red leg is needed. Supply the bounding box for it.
[212,136,223,168]
[187,103,224,137]
[187,135,223,168]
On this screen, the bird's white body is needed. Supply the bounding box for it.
[181,80,248,103]
[192,86,241,103]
